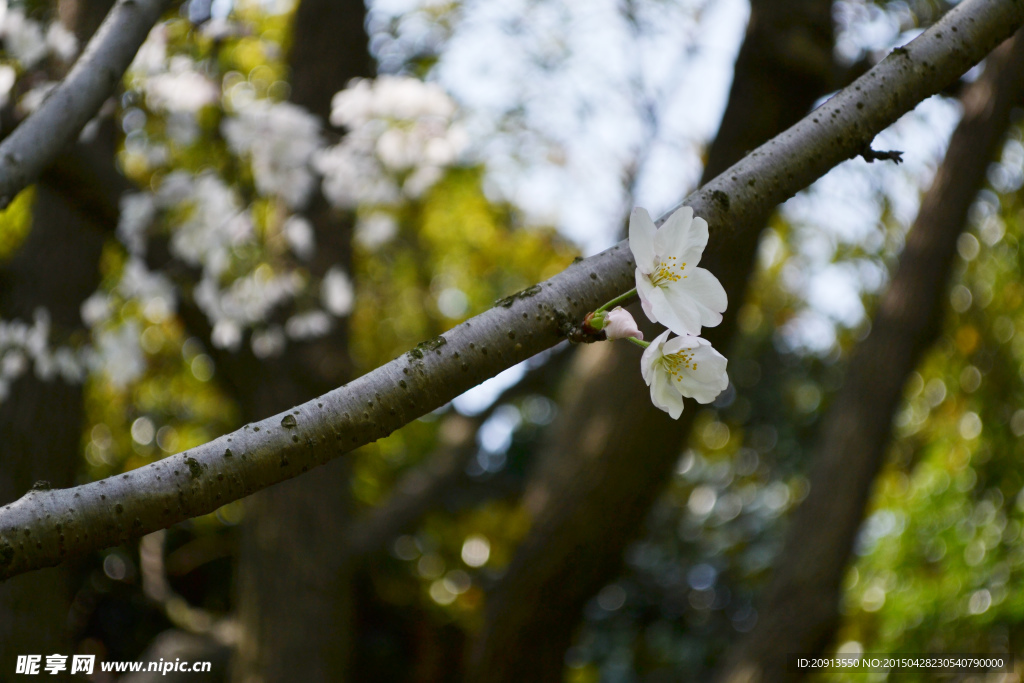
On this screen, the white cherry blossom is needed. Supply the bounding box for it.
[629,206,727,336]
[640,329,728,419]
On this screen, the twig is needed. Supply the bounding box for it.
[860,144,904,164]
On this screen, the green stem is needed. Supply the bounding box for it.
[594,288,638,314]
[626,336,649,349]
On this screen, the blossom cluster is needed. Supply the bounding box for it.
[0,23,494,407]
[79,257,175,387]
[114,170,350,358]
[223,99,323,209]
[315,76,468,213]
[589,206,729,419]
[107,57,468,377]
[0,309,88,401]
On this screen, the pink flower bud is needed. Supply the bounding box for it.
[602,307,643,341]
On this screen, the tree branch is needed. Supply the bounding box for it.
[0,0,171,208]
[1,0,1022,582]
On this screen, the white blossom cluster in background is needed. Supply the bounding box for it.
[316,76,468,212]
[144,55,220,114]
[118,172,252,276]
[0,309,89,401]
[223,99,323,209]
[103,22,362,363]
[95,30,367,366]
[0,0,79,108]
[124,26,218,149]
[79,257,176,387]
[129,24,221,115]
[113,169,330,358]
[0,15,473,402]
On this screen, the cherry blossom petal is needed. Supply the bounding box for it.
[648,284,702,337]
[630,205,726,337]
[650,369,684,419]
[669,338,729,404]
[654,207,708,262]
[628,207,657,271]
[661,267,727,330]
[636,271,660,323]
[640,330,669,385]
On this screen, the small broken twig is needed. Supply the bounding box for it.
[860,144,904,164]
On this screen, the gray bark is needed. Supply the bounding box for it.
[1,0,1021,582]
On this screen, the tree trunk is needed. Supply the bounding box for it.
[0,185,106,675]
[713,31,1024,683]
[231,1,369,681]
[468,2,836,680]
[0,0,118,670]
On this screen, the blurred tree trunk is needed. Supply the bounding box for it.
[0,188,105,673]
[230,1,370,681]
[467,2,836,680]
[0,0,117,671]
[713,32,1024,683]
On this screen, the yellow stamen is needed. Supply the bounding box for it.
[649,258,686,287]
[659,348,698,379]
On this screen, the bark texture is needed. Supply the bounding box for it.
[2,0,1022,583]
[713,31,1024,683]
[467,1,835,680]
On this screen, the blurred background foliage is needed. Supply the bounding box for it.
[1,0,1023,680]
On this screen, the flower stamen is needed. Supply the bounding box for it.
[659,349,697,379]
[649,259,687,287]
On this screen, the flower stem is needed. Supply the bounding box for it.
[594,288,637,314]
[626,336,649,349]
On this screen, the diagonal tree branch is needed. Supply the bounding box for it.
[1,0,1021,582]
[713,30,1024,683]
[0,0,172,209]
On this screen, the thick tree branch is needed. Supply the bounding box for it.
[713,31,1024,683]
[0,0,171,208]
[1,0,1021,581]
